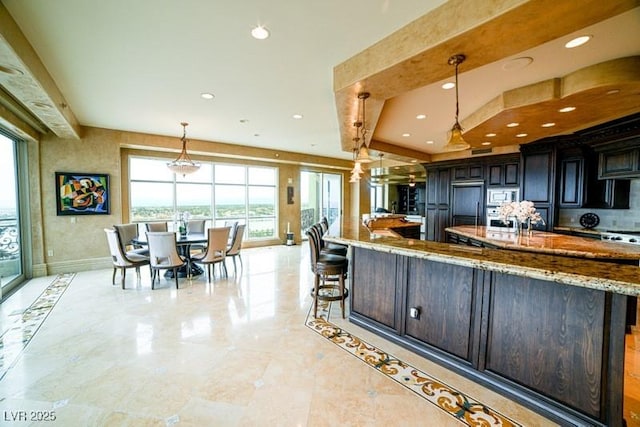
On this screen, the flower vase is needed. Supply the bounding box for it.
[179,222,187,236]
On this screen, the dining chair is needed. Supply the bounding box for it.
[225,223,246,274]
[191,226,231,282]
[146,231,188,289]
[145,222,168,232]
[113,223,148,256]
[104,228,150,289]
[187,219,207,253]
[224,220,238,245]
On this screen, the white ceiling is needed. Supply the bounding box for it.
[1,1,639,163]
[2,0,447,160]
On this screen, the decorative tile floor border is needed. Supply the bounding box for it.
[0,273,76,381]
[305,299,522,427]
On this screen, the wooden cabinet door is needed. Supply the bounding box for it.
[405,258,476,361]
[350,247,399,329]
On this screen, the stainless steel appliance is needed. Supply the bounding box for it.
[486,188,520,232]
[600,231,640,245]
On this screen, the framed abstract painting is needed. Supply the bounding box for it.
[55,172,110,215]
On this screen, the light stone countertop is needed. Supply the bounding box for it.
[446,225,640,260]
[324,222,640,297]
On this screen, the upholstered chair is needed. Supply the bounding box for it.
[113,223,148,256]
[191,226,231,282]
[225,223,246,274]
[145,222,168,232]
[146,231,188,289]
[104,228,150,289]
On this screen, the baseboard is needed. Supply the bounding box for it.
[41,257,112,276]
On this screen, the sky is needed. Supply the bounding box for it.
[0,135,17,212]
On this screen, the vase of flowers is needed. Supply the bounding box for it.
[497,200,544,235]
[176,211,191,236]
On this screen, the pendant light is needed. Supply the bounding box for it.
[444,54,471,151]
[355,92,372,163]
[167,122,200,176]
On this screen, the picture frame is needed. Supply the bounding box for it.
[55,172,110,216]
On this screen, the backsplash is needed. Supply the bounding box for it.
[558,179,640,231]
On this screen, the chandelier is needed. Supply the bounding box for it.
[444,54,471,151]
[349,91,372,183]
[167,122,200,176]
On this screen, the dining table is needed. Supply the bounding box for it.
[133,231,207,278]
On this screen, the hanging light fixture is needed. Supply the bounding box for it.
[444,54,471,151]
[167,122,200,176]
[355,92,373,163]
[349,137,364,183]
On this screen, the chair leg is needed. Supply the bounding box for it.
[174,268,179,288]
[340,273,345,319]
[222,261,228,278]
[112,267,117,285]
[121,268,126,289]
[313,274,320,318]
[151,269,156,290]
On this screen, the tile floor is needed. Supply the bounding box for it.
[0,243,633,426]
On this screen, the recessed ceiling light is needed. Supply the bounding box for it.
[507,122,519,128]
[200,92,215,100]
[442,82,455,90]
[541,122,556,128]
[516,133,528,138]
[565,35,592,48]
[411,159,418,163]
[606,89,620,95]
[485,133,496,137]
[502,57,533,71]
[559,106,576,113]
[481,142,491,146]
[394,166,400,169]
[251,25,270,40]
[425,140,434,144]
[416,114,427,120]
[402,133,410,137]
[292,114,303,119]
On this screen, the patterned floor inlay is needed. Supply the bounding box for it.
[0,273,75,381]
[305,299,522,427]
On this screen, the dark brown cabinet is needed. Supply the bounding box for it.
[598,145,640,179]
[520,145,555,230]
[397,184,424,215]
[487,155,519,187]
[425,167,450,242]
[557,145,631,209]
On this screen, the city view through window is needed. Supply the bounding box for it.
[130,158,277,239]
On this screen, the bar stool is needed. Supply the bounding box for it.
[306,229,349,318]
[310,223,348,257]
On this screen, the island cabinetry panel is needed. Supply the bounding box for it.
[405,259,476,361]
[485,272,606,419]
[350,247,400,330]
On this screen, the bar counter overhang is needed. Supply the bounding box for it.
[324,221,640,426]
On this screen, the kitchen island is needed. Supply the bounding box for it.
[445,225,640,263]
[324,222,640,427]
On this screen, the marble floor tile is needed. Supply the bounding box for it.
[0,244,620,426]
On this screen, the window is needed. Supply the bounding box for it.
[129,157,278,240]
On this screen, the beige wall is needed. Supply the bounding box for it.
[32,126,357,276]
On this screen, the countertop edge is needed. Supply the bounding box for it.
[325,234,640,297]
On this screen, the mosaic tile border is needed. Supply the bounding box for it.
[305,299,522,427]
[0,273,75,381]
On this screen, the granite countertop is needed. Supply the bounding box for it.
[324,222,640,297]
[446,225,640,260]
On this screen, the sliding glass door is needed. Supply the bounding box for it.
[300,171,342,237]
[0,134,23,298]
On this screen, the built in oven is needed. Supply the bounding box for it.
[486,207,519,232]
